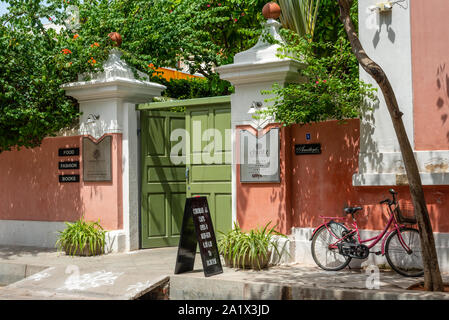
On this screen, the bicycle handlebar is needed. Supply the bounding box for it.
[379,189,398,206]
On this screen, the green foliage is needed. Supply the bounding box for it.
[262,0,376,126]
[0,0,111,152]
[50,0,267,78]
[152,75,234,100]
[56,218,106,256]
[0,0,264,152]
[278,0,321,39]
[217,222,287,270]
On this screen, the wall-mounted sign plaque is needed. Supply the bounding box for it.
[295,144,321,155]
[240,128,280,183]
[175,197,223,277]
[59,175,80,183]
[59,161,80,170]
[58,148,79,157]
[83,136,112,182]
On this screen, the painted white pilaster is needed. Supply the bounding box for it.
[354,1,449,186]
[217,18,305,225]
[62,49,166,252]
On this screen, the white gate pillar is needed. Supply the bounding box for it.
[217,3,304,230]
[62,47,165,252]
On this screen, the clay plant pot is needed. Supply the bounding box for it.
[223,251,272,270]
[63,242,104,257]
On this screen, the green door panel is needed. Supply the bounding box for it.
[140,98,232,249]
[141,111,186,248]
[186,103,232,240]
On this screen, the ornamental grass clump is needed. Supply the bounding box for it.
[56,218,106,256]
[218,222,287,270]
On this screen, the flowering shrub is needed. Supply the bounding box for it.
[0,0,265,152]
[262,29,377,126]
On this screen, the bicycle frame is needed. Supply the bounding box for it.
[314,204,413,256]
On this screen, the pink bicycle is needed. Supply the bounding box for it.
[310,189,424,277]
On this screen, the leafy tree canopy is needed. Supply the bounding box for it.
[262,0,376,126]
[0,0,267,152]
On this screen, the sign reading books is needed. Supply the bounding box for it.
[174,197,223,277]
[59,175,80,183]
[83,136,112,182]
[240,128,280,183]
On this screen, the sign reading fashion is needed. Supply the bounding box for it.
[295,144,321,155]
[83,136,112,182]
[175,197,223,277]
[240,128,280,183]
[58,161,80,170]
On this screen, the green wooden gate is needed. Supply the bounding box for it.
[139,96,232,249]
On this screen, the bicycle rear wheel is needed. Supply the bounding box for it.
[385,228,424,277]
[311,222,352,271]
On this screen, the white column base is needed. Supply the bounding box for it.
[0,220,127,254]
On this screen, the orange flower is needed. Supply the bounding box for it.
[61,48,72,55]
[90,42,100,48]
[89,57,96,65]
[73,34,79,39]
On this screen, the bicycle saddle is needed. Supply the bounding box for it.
[344,206,363,214]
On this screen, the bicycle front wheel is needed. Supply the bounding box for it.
[385,228,424,277]
[311,222,352,271]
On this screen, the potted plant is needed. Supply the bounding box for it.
[56,218,106,256]
[218,222,287,270]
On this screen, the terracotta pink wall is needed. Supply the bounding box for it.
[236,119,449,234]
[236,124,292,235]
[411,1,449,150]
[0,135,123,230]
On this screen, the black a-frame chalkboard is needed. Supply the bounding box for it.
[174,197,223,277]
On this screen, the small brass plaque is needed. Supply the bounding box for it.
[83,136,112,182]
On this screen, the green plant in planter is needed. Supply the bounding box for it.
[218,222,287,270]
[56,218,106,256]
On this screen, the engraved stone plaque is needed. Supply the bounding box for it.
[240,128,280,183]
[83,136,112,182]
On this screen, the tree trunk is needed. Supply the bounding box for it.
[337,0,444,291]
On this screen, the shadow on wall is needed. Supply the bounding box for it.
[357,98,384,180]
[372,10,396,48]
[436,63,449,142]
[290,119,362,229]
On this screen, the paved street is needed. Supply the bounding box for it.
[0,245,448,300]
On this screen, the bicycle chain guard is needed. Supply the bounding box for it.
[338,242,370,259]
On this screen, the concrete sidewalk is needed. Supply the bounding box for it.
[0,245,448,300]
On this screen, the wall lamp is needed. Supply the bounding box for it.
[369,0,406,13]
[86,113,100,124]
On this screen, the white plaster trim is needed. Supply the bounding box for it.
[231,124,237,226]
[354,150,449,186]
[62,79,165,104]
[217,59,305,86]
[121,102,140,251]
[0,220,66,248]
[0,220,126,253]
[62,50,166,104]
